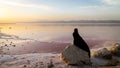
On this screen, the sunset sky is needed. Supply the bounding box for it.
[0,0,120,23]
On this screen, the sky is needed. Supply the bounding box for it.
[0,0,120,23]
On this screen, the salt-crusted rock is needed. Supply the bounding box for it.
[109,43,120,57]
[92,48,112,59]
[91,45,120,66]
[67,65,96,68]
[106,59,119,66]
[61,45,90,65]
[91,57,119,66]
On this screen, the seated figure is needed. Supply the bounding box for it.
[73,28,91,57]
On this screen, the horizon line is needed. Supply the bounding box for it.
[0,20,120,25]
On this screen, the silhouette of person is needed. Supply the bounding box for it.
[73,28,91,57]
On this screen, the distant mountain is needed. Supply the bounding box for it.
[20,20,120,26]
[25,20,120,23]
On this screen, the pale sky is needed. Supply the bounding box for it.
[0,0,120,23]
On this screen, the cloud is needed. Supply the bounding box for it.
[76,4,120,19]
[0,0,54,10]
[78,5,102,9]
[78,5,119,10]
[102,0,120,5]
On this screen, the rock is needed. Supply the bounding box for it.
[61,45,90,65]
[91,57,119,66]
[117,63,120,66]
[92,48,112,59]
[46,59,54,68]
[106,59,119,66]
[109,43,120,57]
[67,65,96,68]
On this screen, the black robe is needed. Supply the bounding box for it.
[73,28,91,57]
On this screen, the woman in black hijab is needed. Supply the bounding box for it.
[73,28,91,57]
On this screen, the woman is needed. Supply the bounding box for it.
[73,28,91,57]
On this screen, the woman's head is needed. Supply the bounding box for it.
[74,28,78,32]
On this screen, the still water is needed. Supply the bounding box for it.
[0,23,120,42]
[0,23,120,54]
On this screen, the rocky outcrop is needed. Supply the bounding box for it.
[106,59,119,66]
[61,45,91,65]
[92,48,112,59]
[92,43,120,66]
[91,57,119,66]
[109,43,120,57]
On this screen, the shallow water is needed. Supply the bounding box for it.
[1,23,120,42]
[0,23,120,54]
